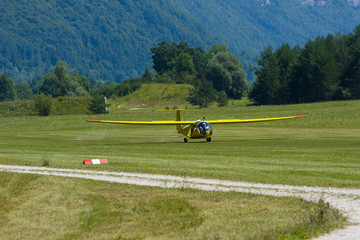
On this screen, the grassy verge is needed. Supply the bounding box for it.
[0,96,91,117]
[110,83,193,109]
[0,172,345,240]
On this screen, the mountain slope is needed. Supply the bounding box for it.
[0,0,214,82]
[174,0,360,67]
[1,0,360,83]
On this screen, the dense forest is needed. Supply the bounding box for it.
[0,0,213,82]
[250,25,360,104]
[1,0,360,83]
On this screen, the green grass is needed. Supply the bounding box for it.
[2,100,359,188]
[0,172,345,240]
[1,99,358,239]
[111,83,193,109]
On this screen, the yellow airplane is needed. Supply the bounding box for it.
[86,109,307,142]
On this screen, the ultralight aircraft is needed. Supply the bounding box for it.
[87,109,307,142]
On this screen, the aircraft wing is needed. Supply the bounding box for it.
[87,115,307,125]
[206,115,308,124]
[86,120,196,125]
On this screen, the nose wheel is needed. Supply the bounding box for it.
[206,137,211,142]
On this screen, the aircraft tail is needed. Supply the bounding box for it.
[158,109,198,134]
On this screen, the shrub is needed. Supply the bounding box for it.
[89,95,107,114]
[216,91,228,107]
[34,93,53,116]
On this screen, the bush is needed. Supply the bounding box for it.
[34,93,53,116]
[216,91,228,107]
[89,95,107,114]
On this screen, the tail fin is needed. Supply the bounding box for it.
[158,109,198,133]
[158,109,198,121]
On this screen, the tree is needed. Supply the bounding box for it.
[174,53,196,83]
[151,41,208,82]
[186,78,216,108]
[15,82,33,100]
[0,74,16,101]
[206,43,228,59]
[292,37,340,102]
[89,95,107,114]
[216,91,228,107]
[30,78,40,95]
[142,68,154,83]
[40,61,89,98]
[206,52,249,99]
[151,41,175,75]
[250,47,282,105]
[34,93,53,116]
[275,44,299,104]
[340,26,360,99]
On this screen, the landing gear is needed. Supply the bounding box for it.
[184,138,188,143]
[206,137,211,142]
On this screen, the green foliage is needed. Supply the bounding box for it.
[151,41,208,83]
[216,91,228,107]
[151,41,248,100]
[0,96,91,117]
[53,96,91,115]
[206,52,249,99]
[34,93,53,116]
[15,82,33,100]
[174,53,196,83]
[269,198,345,239]
[40,61,89,98]
[115,78,143,97]
[89,95,107,114]
[117,83,193,109]
[174,0,360,79]
[187,78,216,108]
[0,100,35,117]
[142,69,154,83]
[250,46,290,105]
[0,74,15,101]
[251,26,360,104]
[91,82,117,98]
[2,0,360,83]
[340,25,360,99]
[293,37,340,102]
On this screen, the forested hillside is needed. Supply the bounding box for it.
[1,0,360,83]
[174,0,360,68]
[0,0,213,82]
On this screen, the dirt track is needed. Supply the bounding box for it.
[1,164,359,239]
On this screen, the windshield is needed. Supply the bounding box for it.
[197,122,213,135]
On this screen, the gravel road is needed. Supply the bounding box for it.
[1,164,359,239]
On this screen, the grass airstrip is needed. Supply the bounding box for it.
[1,98,359,239]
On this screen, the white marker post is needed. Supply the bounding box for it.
[104,96,108,112]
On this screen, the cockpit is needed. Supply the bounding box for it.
[197,122,213,136]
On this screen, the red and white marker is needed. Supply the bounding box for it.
[83,159,108,165]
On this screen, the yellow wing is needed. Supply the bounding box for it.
[86,120,195,125]
[86,115,307,125]
[206,115,308,124]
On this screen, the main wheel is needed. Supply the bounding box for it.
[184,138,188,143]
[206,137,211,142]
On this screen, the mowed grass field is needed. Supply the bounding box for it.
[2,100,359,187]
[1,99,358,239]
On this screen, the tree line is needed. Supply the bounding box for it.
[250,25,360,105]
[1,24,360,112]
[0,41,250,109]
